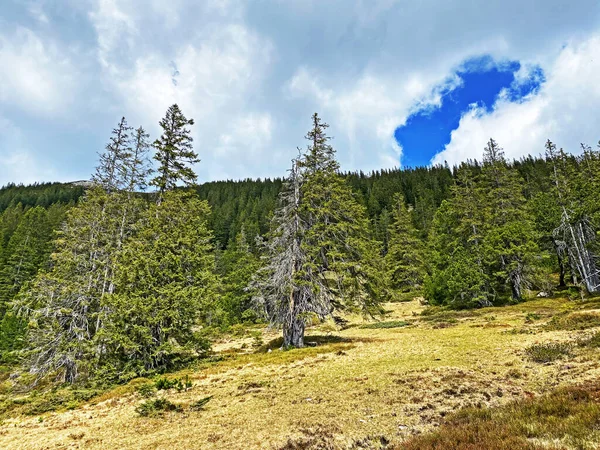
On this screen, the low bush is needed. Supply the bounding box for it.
[399,384,600,450]
[525,342,571,363]
[545,312,600,331]
[524,313,541,323]
[136,383,156,398]
[154,375,192,392]
[579,331,600,348]
[135,398,182,417]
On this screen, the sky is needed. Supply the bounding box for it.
[1,0,599,184]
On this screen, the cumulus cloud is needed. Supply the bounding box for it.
[433,34,600,166]
[0,27,78,116]
[1,0,599,182]
[287,67,464,172]
[0,116,58,184]
[87,0,275,179]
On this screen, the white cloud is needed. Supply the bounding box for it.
[2,0,600,183]
[87,0,275,180]
[0,27,77,116]
[0,117,58,185]
[433,34,600,166]
[211,113,275,180]
[88,0,138,72]
[286,68,462,172]
[27,1,49,24]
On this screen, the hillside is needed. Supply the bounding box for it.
[1,110,599,450]
[1,296,599,449]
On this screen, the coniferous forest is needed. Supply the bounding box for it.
[0,105,599,383]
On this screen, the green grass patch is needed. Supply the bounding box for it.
[360,320,409,329]
[399,383,600,450]
[420,307,478,324]
[525,342,572,363]
[0,387,102,418]
[524,312,541,323]
[545,312,600,331]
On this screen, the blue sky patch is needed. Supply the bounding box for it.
[395,56,545,167]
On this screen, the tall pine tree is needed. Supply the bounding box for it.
[253,114,383,347]
[480,139,539,300]
[151,104,199,199]
[384,194,425,299]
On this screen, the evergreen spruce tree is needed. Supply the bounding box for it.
[92,117,133,191]
[17,190,118,382]
[480,139,539,300]
[426,163,491,308]
[253,114,384,347]
[0,203,24,266]
[128,127,153,192]
[16,118,150,383]
[101,191,215,376]
[216,227,260,324]
[151,104,199,199]
[529,191,567,288]
[546,140,600,292]
[252,156,308,346]
[99,106,216,377]
[384,194,425,298]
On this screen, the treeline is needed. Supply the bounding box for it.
[0,182,84,213]
[0,104,599,386]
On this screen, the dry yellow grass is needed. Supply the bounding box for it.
[1,298,600,449]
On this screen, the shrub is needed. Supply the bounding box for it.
[154,376,177,391]
[525,342,571,363]
[154,375,192,392]
[545,313,600,331]
[135,398,182,417]
[189,396,212,411]
[525,313,541,323]
[241,309,259,324]
[579,332,600,348]
[136,383,156,398]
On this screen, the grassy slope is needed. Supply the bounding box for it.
[1,297,600,449]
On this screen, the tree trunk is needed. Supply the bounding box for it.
[283,313,305,348]
[510,271,521,300]
[283,290,304,348]
[554,241,566,288]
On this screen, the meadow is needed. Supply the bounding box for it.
[1,296,600,449]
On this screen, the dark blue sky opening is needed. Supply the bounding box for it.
[395,56,544,167]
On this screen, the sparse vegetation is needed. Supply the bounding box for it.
[400,383,600,450]
[525,342,572,363]
[545,312,600,331]
[189,396,212,411]
[2,298,600,449]
[135,398,182,417]
[360,320,409,329]
[578,331,600,348]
